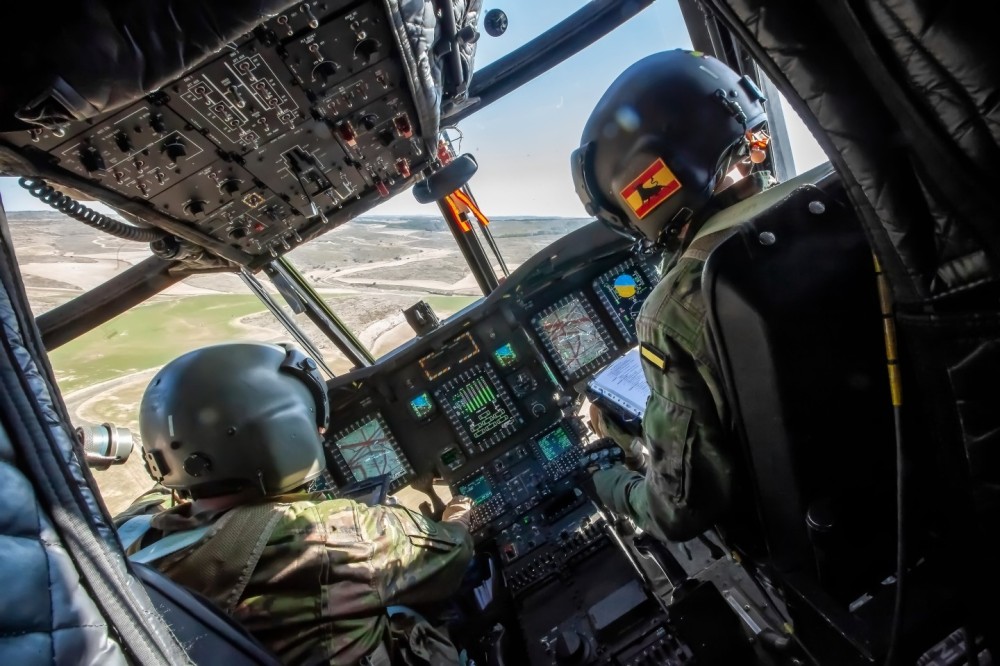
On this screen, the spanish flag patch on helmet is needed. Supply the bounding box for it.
[619,158,682,219]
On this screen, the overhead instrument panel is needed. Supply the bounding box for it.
[532,293,615,382]
[435,364,524,455]
[0,0,429,263]
[327,412,413,492]
[593,258,659,344]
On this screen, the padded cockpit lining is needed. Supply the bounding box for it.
[0,199,191,662]
[0,1,302,131]
[701,0,1000,640]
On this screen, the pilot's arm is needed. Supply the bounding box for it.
[360,496,475,607]
[591,266,737,543]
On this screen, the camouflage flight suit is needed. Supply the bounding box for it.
[128,493,474,665]
[593,173,785,543]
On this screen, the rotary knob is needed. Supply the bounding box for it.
[79,145,105,173]
[355,38,380,65]
[219,178,241,196]
[184,199,208,217]
[315,60,338,83]
[114,131,133,153]
[150,113,167,134]
[554,631,591,665]
[163,138,187,162]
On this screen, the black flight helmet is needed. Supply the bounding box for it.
[571,50,767,246]
[138,342,330,498]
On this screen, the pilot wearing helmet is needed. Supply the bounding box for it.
[571,49,773,543]
[119,342,474,665]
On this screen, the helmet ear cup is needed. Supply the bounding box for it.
[278,344,329,430]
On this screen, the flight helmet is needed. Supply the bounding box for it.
[138,342,330,498]
[571,49,767,246]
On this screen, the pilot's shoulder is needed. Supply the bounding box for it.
[268,497,364,540]
[637,257,709,351]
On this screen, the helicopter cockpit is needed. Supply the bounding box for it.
[0,1,997,665]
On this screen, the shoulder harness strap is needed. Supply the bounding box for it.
[140,503,285,615]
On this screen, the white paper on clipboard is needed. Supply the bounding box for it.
[587,348,649,420]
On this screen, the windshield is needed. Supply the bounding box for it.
[0,0,828,513]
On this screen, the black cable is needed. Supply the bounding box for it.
[18,177,166,243]
[884,406,905,665]
[876,248,905,666]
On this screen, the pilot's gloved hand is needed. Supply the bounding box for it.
[590,464,645,520]
[441,495,474,528]
[588,403,646,472]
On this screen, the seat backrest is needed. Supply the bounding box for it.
[703,168,896,600]
[133,563,282,666]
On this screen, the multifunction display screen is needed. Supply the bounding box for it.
[593,259,658,344]
[493,342,518,369]
[328,413,413,491]
[537,425,576,462]
[408,392,435,420]
[458,474,493,505]
[434,364,523,455]
[532,292,615,381]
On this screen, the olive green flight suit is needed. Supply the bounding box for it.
[594,173,796,543]
[128,494,474,665]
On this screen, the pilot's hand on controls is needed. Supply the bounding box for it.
[588,402,609,438]
[589,404,645,472]
[441,495,474,528]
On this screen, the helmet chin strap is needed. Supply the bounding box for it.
[657,207,694,251]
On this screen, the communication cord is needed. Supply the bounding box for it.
[875,254,905,666]
[18,177,166,243]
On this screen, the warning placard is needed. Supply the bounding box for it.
[619,158,682,219]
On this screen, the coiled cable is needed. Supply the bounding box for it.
[18,177,166,243]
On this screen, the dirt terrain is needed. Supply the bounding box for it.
[6,210,588,513]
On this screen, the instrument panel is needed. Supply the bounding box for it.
[318,223,662,530]
[0,0,428,263]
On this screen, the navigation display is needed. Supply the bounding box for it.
[329,413,413,491]
[532,293,615,381]
[493,342,518,369]
[458,474,493,504]
[593,259,658,344]
[435,364,524,455]
[537,425,575,462]
[408,392,436,420]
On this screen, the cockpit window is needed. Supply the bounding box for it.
[283,220,479,359]
[471,2,593,67]
[444,1,693,258]
[2,208,355,512]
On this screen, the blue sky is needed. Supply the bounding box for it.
[0,0,826,217]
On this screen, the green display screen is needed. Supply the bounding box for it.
[458,474,493,504]
[445,373,515,441]
[537,426,574,462]
[493,342,518,368]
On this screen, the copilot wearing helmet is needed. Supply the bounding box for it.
[123,342,474,666]
[575,50,772,543]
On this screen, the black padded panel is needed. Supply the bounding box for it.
[704,179,895,595]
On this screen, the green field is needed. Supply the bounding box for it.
[424,294,480,314]
[50,294,267,394]
[49,293,482,395]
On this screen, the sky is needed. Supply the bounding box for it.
[0,0,827,217]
